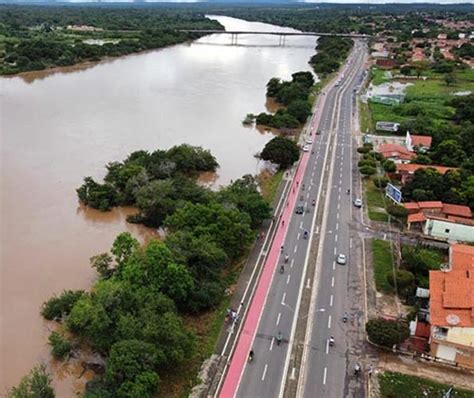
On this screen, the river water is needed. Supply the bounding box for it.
[0,16,317,395]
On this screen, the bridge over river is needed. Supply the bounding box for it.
[180,29,370,44]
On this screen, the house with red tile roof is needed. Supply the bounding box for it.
[378,143,415,164]
[406,132,432,153]
[429,244,474,369]
[394,163,457,184]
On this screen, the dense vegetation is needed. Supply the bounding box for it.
[309,36,353,76]
[77,144,218,222]
[211,3,474,37]
[7,365,55,398]
[48,147,271,397]
[260,136,300,169]
[366,317,410,348]
[0,5,223,74]
[256,71,314,129]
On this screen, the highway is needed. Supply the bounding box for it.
[219,40,368,398]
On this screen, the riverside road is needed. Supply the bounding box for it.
[218,40,369,398]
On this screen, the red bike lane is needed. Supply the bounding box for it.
[219,88,330,398]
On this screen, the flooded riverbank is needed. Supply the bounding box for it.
[0,15,317,395]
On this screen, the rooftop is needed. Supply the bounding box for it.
[411,135,432,148]
[396,163,457,175]
[442,203,472,219]
[451,244,474,272]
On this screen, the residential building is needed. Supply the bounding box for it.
[393,163,457,184]
[405,131,432,152]
[378,143,414,163]
[424,217,474,243]
[429,244,474,369]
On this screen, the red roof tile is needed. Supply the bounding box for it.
[418,201,443,209]
[411,135,432,148]
[396,163,457,175]
[408,212,427,223]
[451,244,474,271]
[429,270,474,327]
[442,203,472,218]
[404,202,420,210]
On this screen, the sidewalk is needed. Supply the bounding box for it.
[375,352,474,392]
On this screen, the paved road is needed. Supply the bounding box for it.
[223,41,369,398]
[298,41,368,398]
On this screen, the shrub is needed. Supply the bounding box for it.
[386,204,409,218]
[359,166,376,176]
[366,318,410,348]
[48,331,72,360]
[382,159,396,173]
[373,176,389,189]
[386,270,415,299]
[41,290,85,321]
[7,365,55,398]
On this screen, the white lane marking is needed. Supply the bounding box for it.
[337,202,340,210]
[287,274,291,285]
[276,312,281,326]
[328,315,332,329]
[269,337,274,351]
[330,294,334,307]
[350,238,353,249]
[333,247,337,255]
[323,367,328,385]
[281,292,287,305]
[308,185,312,192]
[335,234,338,242]
[339,186,341,192]
[325,340,329,354]
[336,213,339,220]
[297,232,301,240]
[333,261,336,270]
[294,245,298,253]
[331,276,335,287]
[290,259,295,269]
[262,364,268,381]
[336,223,339,230]
[306,278,311,288]
[300,221,303,229]
[311,171,315,178]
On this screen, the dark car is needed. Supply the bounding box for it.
[295,205,304,214]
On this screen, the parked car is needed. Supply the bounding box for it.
[353,198,362,208]
[306,137,313,144]
[302,145,310,152]
[336,254,347,265]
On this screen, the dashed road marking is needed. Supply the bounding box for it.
[294,245,298,253]
[287,274,291,285]
[330,294,333,307]
[276,312,281,326]
[331,276,335,287]
[262,364,268,381]
[281,292,287,305]
[328,315,332,329]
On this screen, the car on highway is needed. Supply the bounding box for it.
[302,144,310,152]
[353,198,362,207]
[336,254,347,265]
[295,205,304,215]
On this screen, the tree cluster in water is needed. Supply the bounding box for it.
[42,146,271,397]
[255,71,314,129]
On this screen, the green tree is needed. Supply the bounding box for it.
[111,232,139,269]
[359,166,376,176]
[382,159,396,173]
[41,290,85,321]
[444,73,456,86]
[286,100,312,123]
[48,331,72,360]
[135,179,176,227]
[90,253,114,279]
[217,175,271,228]
[76,177,117,211]
[366,318,410,348]
[7,365,55,398]
[260,136,300,169]
[386,270,415,298]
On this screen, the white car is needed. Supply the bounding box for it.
[353,199,362,208]
[302,145,310,152]
[306,137,313,144]
[336,254,347,265]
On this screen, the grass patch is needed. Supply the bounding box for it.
[368,210,389,222]
[379,371,474,398]
[371,67,390,86]
[359,99,372,134]
[258,169,284,204]
[364,179,387,208]
[372,239,394,293]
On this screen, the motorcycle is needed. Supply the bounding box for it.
[280,265,285,274]
[276,332,283,346]
[342,312,348,323]
[248,350,254,363]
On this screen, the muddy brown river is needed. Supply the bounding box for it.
[0,16,317,395]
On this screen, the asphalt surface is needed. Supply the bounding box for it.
[234,41,368,398]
